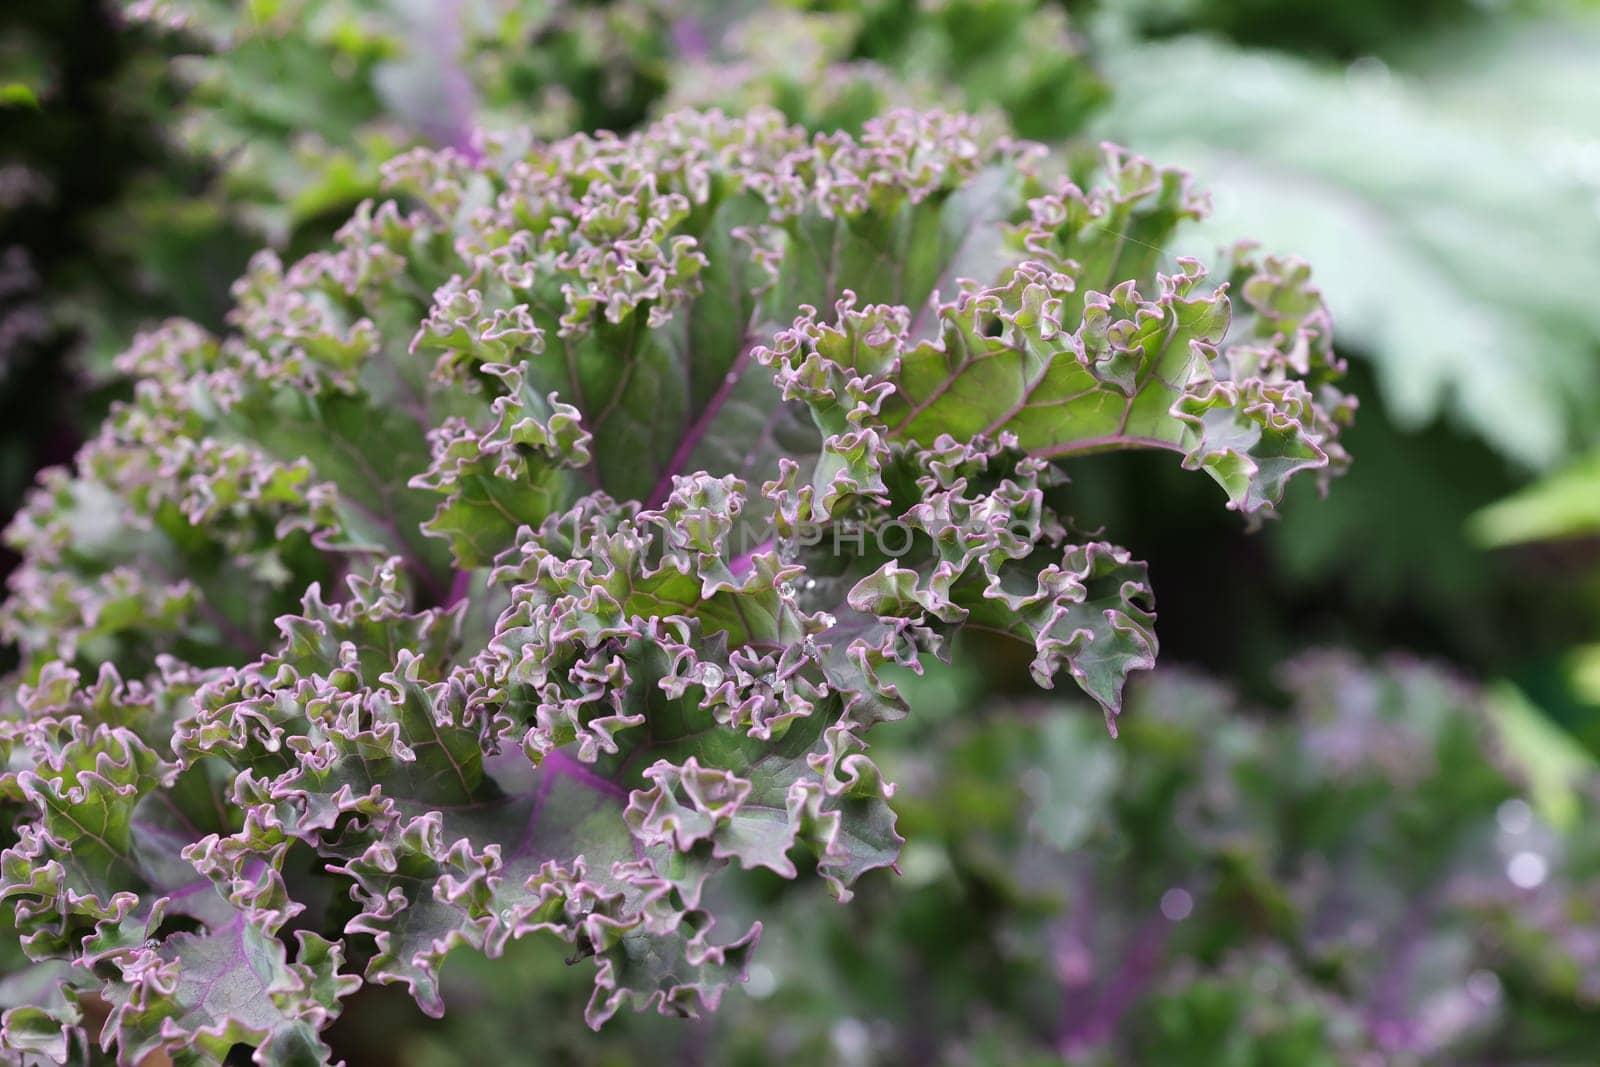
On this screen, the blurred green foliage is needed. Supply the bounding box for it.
[0,1,207,583]
[1093,16,1600,469]
[668,0,1109,137]
[1111,0,1493,59]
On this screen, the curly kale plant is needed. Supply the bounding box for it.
[0,109,1349,1063]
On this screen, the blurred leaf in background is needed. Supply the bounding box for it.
[113,0,677,336]
[1091,13,1600,470]
[1473,450,1600,748]
[1476,449,1600,548]
[0,1,196,605]
[129,0,676,237]
[1110,0,1505,59]
[666,0,1108,138]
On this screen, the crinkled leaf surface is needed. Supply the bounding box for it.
[0,109,1346,1062]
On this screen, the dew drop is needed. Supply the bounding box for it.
[744,963,778,999]
[1496,798,1533,835]
[831,1018,872,1063]
[1507,850,1548,889]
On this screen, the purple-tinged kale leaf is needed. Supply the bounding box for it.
[0,109,1346,1063]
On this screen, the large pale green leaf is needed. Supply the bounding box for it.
[1094,19,1600,467]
